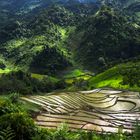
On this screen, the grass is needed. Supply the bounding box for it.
[65,75,91,84]
[0,68,17,78]
[31,45,43,53]
[63,69,92,84]
[64,69,85,79]
[31,73,59,83]
[88,65,140,92]
[89,66,120,87]
[31,73,46,80]
[0,67,21,78]
[57,27,72,57]
[5,38,27,51]
[0,68,11,74]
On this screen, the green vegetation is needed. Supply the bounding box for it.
[0,1,140,139]
[74,6,140,71]
[0,94,35,140]
[0,3,139,94]
[0,127,15,140]
[89,61,140,92]
[60,69,91,90]
[0,70,67,94]
[64,69,86,78]
[1,90,140,140]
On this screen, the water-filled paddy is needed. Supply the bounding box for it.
[21,89,140,133]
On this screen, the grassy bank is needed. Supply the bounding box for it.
[88,62,140,92]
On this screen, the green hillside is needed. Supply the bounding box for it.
[89,61,140,92]
[0,4,140,93]
[1,1,140,140]
[73,6,140,71]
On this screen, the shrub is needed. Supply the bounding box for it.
[0,112,35,140]
[0,99,20,116]
[134,122,140,140]
[8,93,20,103]
[31,128,52,140]
[0,127,15,140]
[53,123,69,140]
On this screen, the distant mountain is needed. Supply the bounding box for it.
[0,0,139,13]
[0,0,98,13]
[100,0,140,22]
[72,0,97,3]
[0,1,140,93]
[0,0,100,29]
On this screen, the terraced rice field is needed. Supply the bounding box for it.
[21,89,140,133]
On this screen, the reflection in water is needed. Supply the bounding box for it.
[22,89,140,133]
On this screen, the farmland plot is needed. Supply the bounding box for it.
[21,89,140,133]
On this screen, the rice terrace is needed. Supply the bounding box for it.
[1,0,140,139]
[21,89,140,133]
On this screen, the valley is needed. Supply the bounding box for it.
[0,0,140,140]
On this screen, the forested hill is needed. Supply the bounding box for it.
[0,0,100,29]
[102,0,140,22]
[73,6,140,71]
[1,1,140,140]
[0,0,139,94]
[0,0,140,28]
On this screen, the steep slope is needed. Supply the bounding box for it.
[0,0,98,14]
[89,61,140,91]
[0,2,140,94]
[101,0,140,22]
[101,0,140,8]
[0,0,100,29]
[0,5,75,75]
[73,6,140,72]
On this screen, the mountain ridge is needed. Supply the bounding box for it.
[0,0,140,94]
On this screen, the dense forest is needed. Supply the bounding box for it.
[0,0,140,139]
